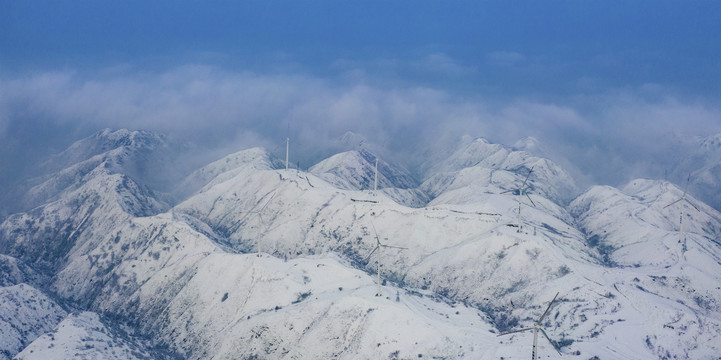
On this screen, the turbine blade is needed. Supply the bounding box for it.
[521,166,534,189]
[539,328,562,355]
[500,189,515,194]
[365,246,379,261]
[682,173,691,197]
[497,327,534,336]
[526,193,536,207]
[663,198,683,209]
[538,292,559,323]
[382,244,408,250]
[371,222,382,245]
[684,198,700,212]
[259,192,277,211]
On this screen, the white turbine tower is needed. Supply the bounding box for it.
[242,192,277,256]
[366,222,406,297]
[502,166,536,232]
[498,292,562,360]
[285,137,290,171]
[664,174,700,253]
[373,157,379,197]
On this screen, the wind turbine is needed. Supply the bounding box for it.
[498,292,562,360]
[366,222,406,297]
[373,157,379,197]
[502,166,536,232]
[664,173,700,253]
[285,137,290,171]
[241,192,277,256]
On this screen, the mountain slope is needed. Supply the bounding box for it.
[12,128,202,214]
[173,147,284,200]
[2,129,721,359]
[15,311,155,360]
[1,172,499,359]
[421,138,579,205]
[673,133,721,212]
[309,149,429,207]
[570,179,721,267]
[173,152,641,356]
[172,142,721,359]
[0,167,165,274]
[567,179,721,358]
[0,284,67,360]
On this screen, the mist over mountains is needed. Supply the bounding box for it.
[3,66,721,201]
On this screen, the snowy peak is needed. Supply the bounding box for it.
[431,137,506,174]
[666,132,721,212]
[309,150,428,207]
[335,131,368,150]
[19,129,180,210]
[43,129,166,173]
[621,178,681,201]
[1,168,165,275]
[571,178,711,222]
[621,178,715,214]
[570,178,721,267]
[422,137,578,205]
[621,178,669,194]
[310,149,417,191]
[511,136,559,163]
[512,136,541,152]
[175,147,283,198]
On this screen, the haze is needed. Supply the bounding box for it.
[2,1,720,190]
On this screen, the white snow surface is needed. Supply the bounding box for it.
[15,311,152,360]
[2,129,721,359]
[420,137,579,205]
[0,284,67,360]
[309,149,428,207]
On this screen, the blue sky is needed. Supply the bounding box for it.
[1,1,721,186]
[3,1,720,96]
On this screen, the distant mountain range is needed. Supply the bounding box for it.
[1,128,721,359]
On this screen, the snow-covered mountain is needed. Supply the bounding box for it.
[13,129,177,213]
[670,133,721,212]
[0,284,67,360]
[309,149,429,207]
[0,253,68,360]
[15,311,155,360]
[40,129,166,174]
[568,179,721,358]
[173,147,285,200]
[2,128,721,359]
[421,137,579,205]
[570,179,721,267]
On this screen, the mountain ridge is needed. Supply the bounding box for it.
[1,128,721,359]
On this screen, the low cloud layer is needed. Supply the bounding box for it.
[1,65,720,190]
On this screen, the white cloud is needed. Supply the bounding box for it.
[1,66,720,187]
